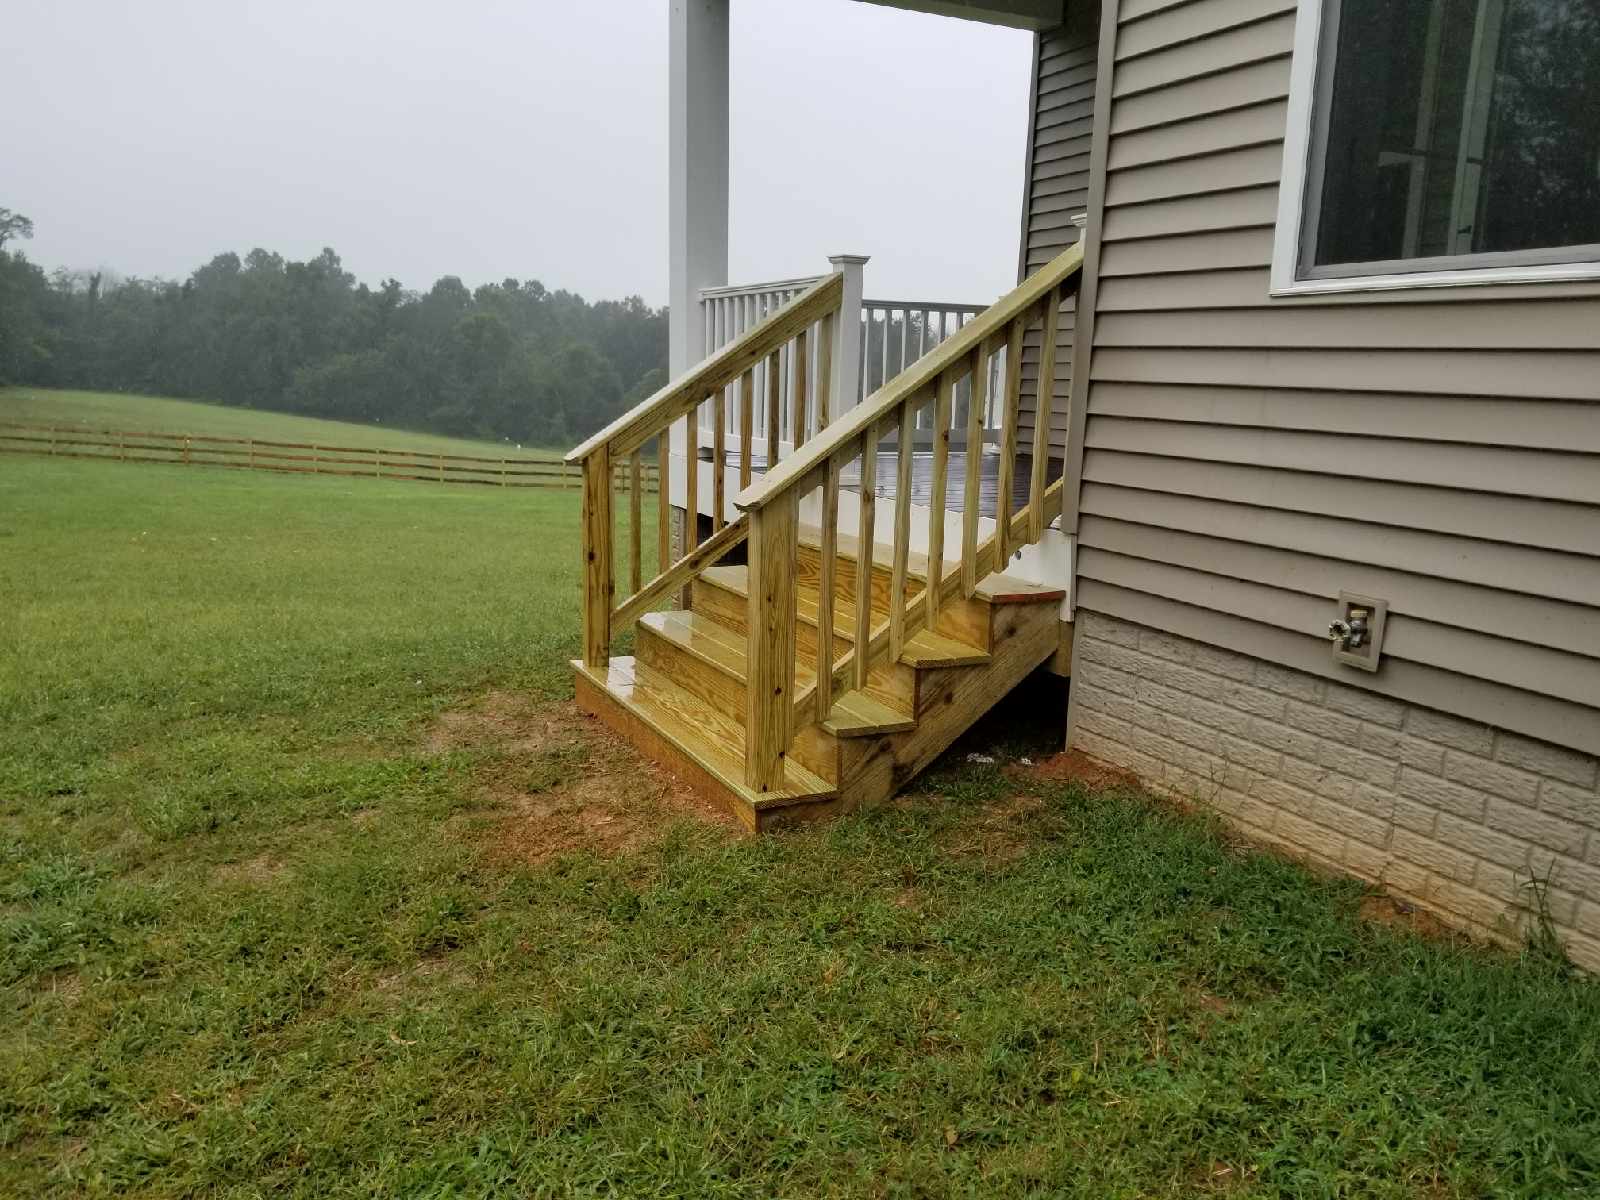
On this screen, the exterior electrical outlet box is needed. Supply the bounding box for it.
[1330,592,1388,672]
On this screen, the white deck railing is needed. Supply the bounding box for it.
[697,255,1000,460]
[859,299,1004,435]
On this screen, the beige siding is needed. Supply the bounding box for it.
[1074,0,1600,757]
[1017,4,1098,455]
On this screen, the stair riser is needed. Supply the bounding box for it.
[636,624,744,725]
[796,542,915,613]
[796,543,998,653]
[635,627,842,784]
[689,576,912,714]
[692,577,851,668]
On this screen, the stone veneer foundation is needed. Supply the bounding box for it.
[1066,611,1600,972]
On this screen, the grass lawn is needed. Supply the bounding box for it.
[3,452,1600,1198]
[0,387,557,459]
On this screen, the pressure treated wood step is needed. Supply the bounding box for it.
[637,608,921,738]
[687,565,990,674]
[572,656,837,833]
[795,526,1066,611]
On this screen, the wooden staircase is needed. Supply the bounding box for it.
[574,534,1064,831]
[565,242,1084,834]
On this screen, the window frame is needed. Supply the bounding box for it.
[1271,0,1600,296]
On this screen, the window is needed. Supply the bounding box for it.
[1274,0,1600,292]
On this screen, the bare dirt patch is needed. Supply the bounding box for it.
[1008,749,1140,791]
[1358,893,1456,940]
[939,790,1048,864]
[426,691,741,866]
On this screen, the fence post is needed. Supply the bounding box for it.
[118,431,125,461]
[828,253,869,414]
[50,426,57,456]
[249,438,255,469]
[580,449,614,668]
[500,457,506,486]
[183,436,191,465]
[437,454,444,483]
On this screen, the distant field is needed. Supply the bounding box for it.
[0,387,561,459]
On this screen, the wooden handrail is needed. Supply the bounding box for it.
[566,272,843,465]
[571,266,846,675]
[738,243,1084,792]
[731,241,1083,513]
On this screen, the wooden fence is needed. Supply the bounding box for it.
[0,423,659,491]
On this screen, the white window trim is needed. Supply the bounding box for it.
[1271,0,1600,297]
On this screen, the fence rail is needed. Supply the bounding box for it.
[0,423,658,491]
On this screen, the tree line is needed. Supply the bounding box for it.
[0,208,667,447]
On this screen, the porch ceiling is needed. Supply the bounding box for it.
[854,0,1066,30]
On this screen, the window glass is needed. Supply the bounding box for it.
[1312,0,1600,269]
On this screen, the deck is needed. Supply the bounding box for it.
[714,448,1065,521]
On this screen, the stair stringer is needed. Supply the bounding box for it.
[831,599,1059,813]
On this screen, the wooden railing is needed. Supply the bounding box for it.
[567,271,846,668]
[0,422,621,490]
[731,242,1085,791]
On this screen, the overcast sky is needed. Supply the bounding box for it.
[2,1,1030,307]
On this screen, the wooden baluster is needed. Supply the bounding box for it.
[629,450,643,595]
[926,371,953,629]
[815,310,834,432]
[712,391,726,531]
[961,341,989,597]
[766,349,781,471]
[793,327,809,449]
[739,368,754,490]
[657,431,671,577]
[685,405,700,550]
[1029,287,1062,544]
[853,425,877,691]
[745,493,798,792]
[995,314,1025,568]
[815,457,839,718]
[889,398,915,660]
[580,449,613,668]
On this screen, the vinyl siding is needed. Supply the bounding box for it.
[1074,0,1600,757]
[1017,4,1099,455]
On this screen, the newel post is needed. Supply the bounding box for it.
[744,493,798,791]
[580,448,614,668]
[828,254,868,415]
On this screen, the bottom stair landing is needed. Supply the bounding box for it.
[574,537,1065,832]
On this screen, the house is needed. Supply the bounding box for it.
[568,0,1600,970]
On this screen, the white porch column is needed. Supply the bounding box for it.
[828,253,868,414]
[668,0,729,378]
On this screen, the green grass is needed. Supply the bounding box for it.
[4,452,1600,1198]
[0,387,555,458]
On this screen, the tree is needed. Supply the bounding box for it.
[0,208,34,251]
[0,214,669,446]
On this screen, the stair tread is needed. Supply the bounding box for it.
[821,691,917,737]
[795,529,1062,612]
[642,608,820,688]
[577,657,834,808]
[975,573,1066,605]
[687,571,987,672]
[643,608,926,736]
[699,564,890,645]
[900,628,990,668]
[799,525,941,582]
